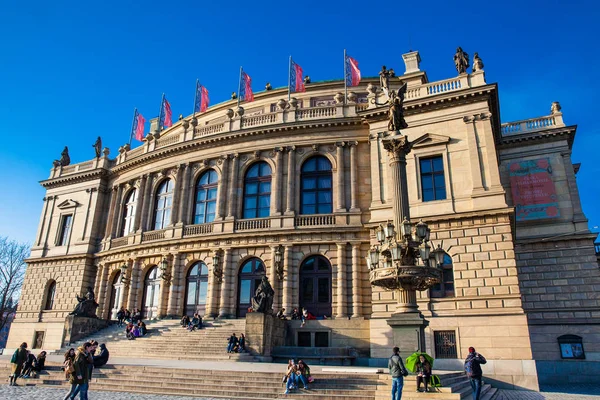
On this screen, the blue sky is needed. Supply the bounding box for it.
[0,0,598,244]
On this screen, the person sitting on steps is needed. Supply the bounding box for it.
[238,333,246,352]
[276,308,287,320]
[138,320,147,336]
[227,333,238,353]
[116,307,125,327]
[415,355,432,392]
[188,313,202,331]
[180,314,190,327]
[291,307,300,320]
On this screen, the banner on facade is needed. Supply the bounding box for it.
[509,158,560,221]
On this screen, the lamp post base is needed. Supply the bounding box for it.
[386,311,429,361]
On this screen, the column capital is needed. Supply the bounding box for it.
[335,141,347,148]
[85,187,98,194]
[382,134,412,158]
[273,146,284,153]
[348,141,358,147]
[286,145,296,152]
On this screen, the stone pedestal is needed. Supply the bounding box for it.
[386,311,429,361]
[63,316,110,347]
[245,312,286,362]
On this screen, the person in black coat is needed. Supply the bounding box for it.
[93,344,109,368]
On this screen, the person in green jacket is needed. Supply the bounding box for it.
[63,342,91,400]
[9,342,28,386]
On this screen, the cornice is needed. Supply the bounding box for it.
[25,252,95,264]
[498,125,577,150]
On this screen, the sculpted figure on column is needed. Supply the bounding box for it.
[454,47,469,74]
[472,52,484,72]
[388,84,408,132]
[379,65,395,96]
[53,146,71,167]
[92,136,102,158]
[251,276,275,314]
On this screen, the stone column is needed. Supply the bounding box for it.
[270,246,279,312]
[133,175,147,232]
[96,264,109,317]
[167,253,183,316]
[127,259,142,311]
[157,255,171,318]
[217,155,229,219]
[282,245,293,317]
[219,248,233,318]
[206,250,219,318]
[272,148,284,215]
[98,265,112,320]
[349,141,359,211]
[35,197,51,247]
[104,187,118,239]
[336,142,346,212]
[227,155,239,218]
[351,244,362,317]
[336,243,347,318]
[369,133,384,206]
[110,184,124,238]
[463,116,485,193]
[170,166,185,225]
[285,146,296,214]
[382,135,412,229]
[178,164,192,224]
[140,174,155,231]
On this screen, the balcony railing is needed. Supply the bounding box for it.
[111,236,130,248]
[501,114,564,136]
[183,223,214,237]
[155,133,181,149]
[142,229,166,242]
[295,214,336,227]
[234,218,271,231]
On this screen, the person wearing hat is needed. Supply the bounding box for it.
[464,347,487,400]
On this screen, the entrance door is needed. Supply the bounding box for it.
[110,271,124,320]
[237,258,265,318]
[299,255,332,317]
[185,262,209,317]
[143,266,161,319]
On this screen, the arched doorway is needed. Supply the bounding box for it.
[237,258,265,318]
[185,262,209,317]
[109,271,124,320]
[142,266,161,319]
[299,255,332,317]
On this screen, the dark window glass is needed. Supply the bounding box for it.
[420,156,446,202]
[298,332,311,347]
[194,170,218,224]
[122,189,137,236]
[315,332,329,347]
[301,156,333,215]
[237,258,266,317]
[242,162,271,219]
[299,255,332,317]
[434,331,457,359]
[153,179,174,230]
[58,214,73,246]
[430,253,455,298]
[45,281,56,310]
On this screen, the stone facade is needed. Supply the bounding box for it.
[7,50,598,389]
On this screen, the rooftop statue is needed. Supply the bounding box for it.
[551,101,562,114]
[231,92,237,100]
[379,65,395,96]
[265,82,272,91]
[53,146,71,167]
[93,136,102,159]
[251,276,274,314]
[388,83,408,132]
[472,52,484,72]
[69,286,98,318]
[454,47,469,74]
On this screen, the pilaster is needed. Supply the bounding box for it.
[335,142,346,212]
[282,245,293,317]
[336,243,347,318]
[285,146,296,215]
[272,147,284,215]
[227,155,239,219]
[219,248,233,318]
[463,115,486,195]
[349,141,359,212]
[351,243,362,317]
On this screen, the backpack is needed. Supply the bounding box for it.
[429,374,442,387]
[464,358,475,377]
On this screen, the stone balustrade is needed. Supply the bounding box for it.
[234,218,271,231]
[183,223,214,237]
[295,214,336,226]
[155,133,181,149]
[142,229,166,242]
[501,113,564,136]
[111,236,130,248]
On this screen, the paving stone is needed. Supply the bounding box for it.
[494,384,600,400]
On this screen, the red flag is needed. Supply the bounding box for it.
[201,86,209,112]
[345,55,361,87]
[241,71,254,102]
[291,60,305,93]
[135,112,145,141]
[162,98,173,127]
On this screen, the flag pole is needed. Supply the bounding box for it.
[193,79,199,117]
[128,107,137,146]
[288,56,292,102]
[237,67,243,107]
[343,49,348,105]
[158,93,165,131]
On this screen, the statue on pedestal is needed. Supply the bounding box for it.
[53,146,71,167]
[69,286,99,318]
[92,137,102,158]
[388,83,408,132]
[379,66,395,96]
[454,47,469,74]
[551,101,562,114]
[472,53,484,72]
[251,276,274,314]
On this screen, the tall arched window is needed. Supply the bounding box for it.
[121,189,137,236]
[237,258,265,317]
[44,281,56,310]
[300,156,333,214]
[194,170,218,224]
[142,266,161,319]
[185,262,209,316]
[299,255,332,317]
[430,253,455,298]
[243,162,271,219]
[153,179,174,230]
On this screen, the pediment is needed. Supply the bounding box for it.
[412,133,451,148]
[57,199,79,209]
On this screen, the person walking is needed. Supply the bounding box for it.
[9,342,28,386]
[388,346,408,400]
[63,342,92,400]
[464,347,487,400]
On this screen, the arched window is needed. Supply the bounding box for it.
[243,162,271,219]
[121,189,137,236]
[153,179,174,230]
[300,156,333,214]
[299,255,332,317]
[44,281,56,310]
[194,170,218,224]
[185,262,209,316]
[237,258,265,317]
[430,253,455,298]
[142,266,161,319]
[109,271,124,320]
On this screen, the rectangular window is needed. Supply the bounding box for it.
[298,332,311,347]
[420,156,446,202]
[58,214,73,246]
[434,330,457,359]
[315,332,329,347]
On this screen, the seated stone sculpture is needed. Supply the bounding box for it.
[69,286,99,318]
[251,276,274,314]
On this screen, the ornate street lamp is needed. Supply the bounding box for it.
[212,249,223,283]
[274,246,284,280]
[159,257,171,285]
[432,244,446,267]
[119,263,131,288]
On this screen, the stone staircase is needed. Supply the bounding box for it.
[50,318,252,361]
[0,361,497,400]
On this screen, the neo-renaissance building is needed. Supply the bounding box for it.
[8,50,599,389]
